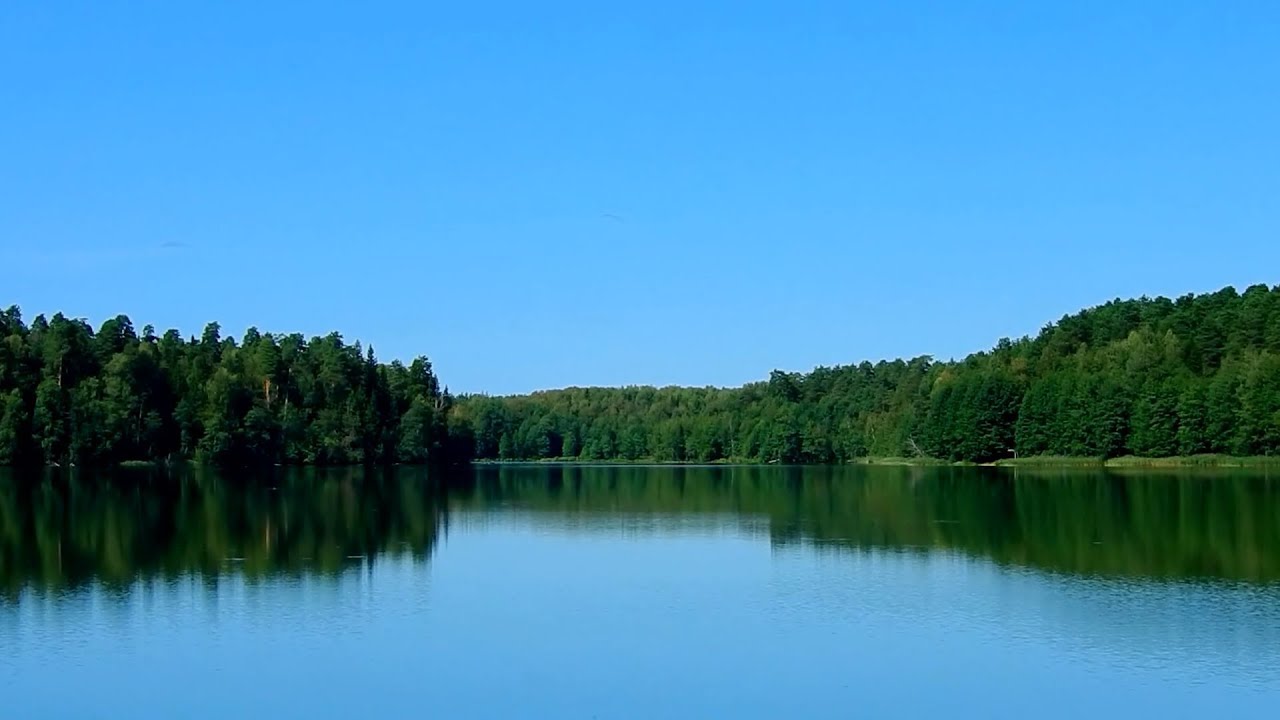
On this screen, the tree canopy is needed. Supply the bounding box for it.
[0,309,457,466]
[453,284,1280,463]
[4,283,1280,466]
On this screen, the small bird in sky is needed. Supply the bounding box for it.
[602,213,625,224]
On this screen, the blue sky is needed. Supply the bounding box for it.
[3,1,1278,394]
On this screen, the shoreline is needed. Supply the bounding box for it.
[1,454,1271,472]
[472,454,1280,469]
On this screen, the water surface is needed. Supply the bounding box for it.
[2,465,1279,718]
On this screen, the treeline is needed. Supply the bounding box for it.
[0,309,460,466]
[6,284,1280,467]
[453,284,1280,463]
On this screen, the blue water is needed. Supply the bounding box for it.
[3,466,1279,718]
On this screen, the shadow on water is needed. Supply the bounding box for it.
[2,464,1279,598]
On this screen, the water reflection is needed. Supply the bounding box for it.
[2,464,1278,598]
[0,466,449,599]
[463,465,1280,582]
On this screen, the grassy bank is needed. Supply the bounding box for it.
[1102,454,1280,468]
[848,456,953,466]
[118,460,163,469]
[995,454,1280,468]
[990,456,1107,467]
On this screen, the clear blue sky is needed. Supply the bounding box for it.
[2,2,1278,394]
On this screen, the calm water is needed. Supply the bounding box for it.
[2,465,1279,718]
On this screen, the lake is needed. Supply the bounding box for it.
[2,464,1279,718]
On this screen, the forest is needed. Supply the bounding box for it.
[455,283,1280,464]
[0,311,461,466]
[3,283,1280,466]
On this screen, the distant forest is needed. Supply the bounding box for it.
[3,284,1280,466]
[456,284,1280,464]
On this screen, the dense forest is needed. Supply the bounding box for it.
[454,284,1280,464]
[4,283,1280,466]
[0,310,460,466]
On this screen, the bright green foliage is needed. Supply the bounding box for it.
[0,307,454,466]
[924,369,1021,462]
[454,284,1280,463]
[6,284,1280,466]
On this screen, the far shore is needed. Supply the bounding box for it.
[470,454,1280,469]
[5,454,1272,472]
